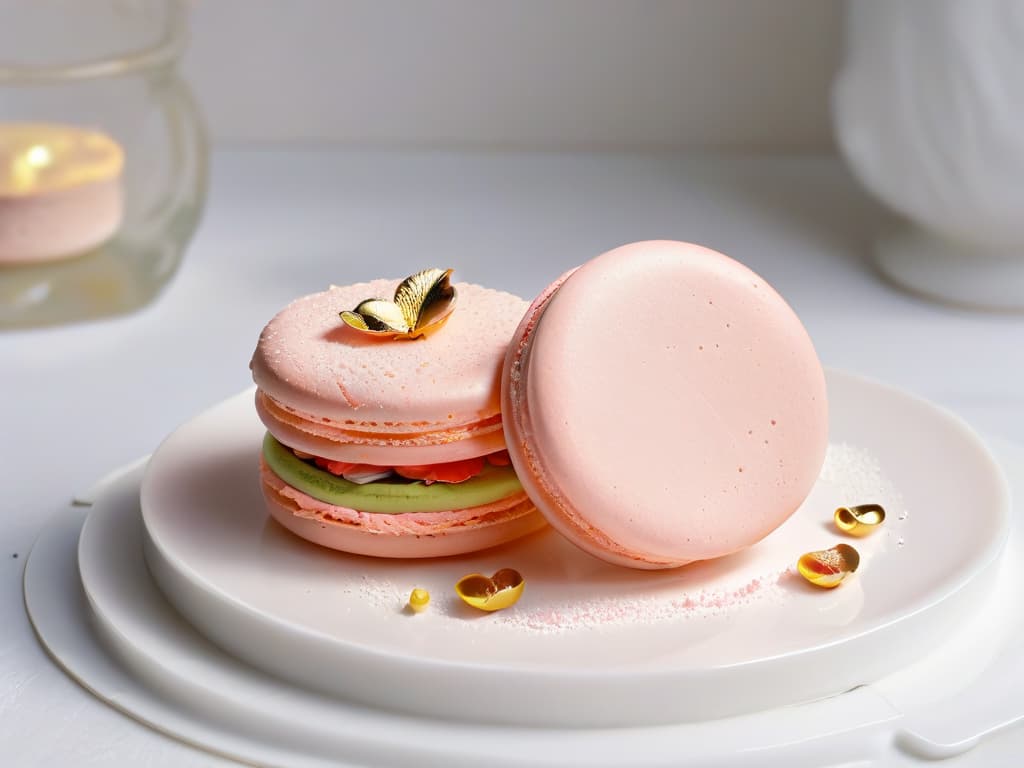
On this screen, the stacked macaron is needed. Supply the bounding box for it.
[251,271,546,558]
[253,244,829,570]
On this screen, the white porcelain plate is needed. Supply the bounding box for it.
[137,370,1009,727]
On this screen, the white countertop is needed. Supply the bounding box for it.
[3,149,1023,766]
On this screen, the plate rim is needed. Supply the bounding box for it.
[131,369,1012,725]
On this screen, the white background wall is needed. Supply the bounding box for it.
[183,0,842,150]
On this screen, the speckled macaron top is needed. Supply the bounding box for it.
[251,279,528,463]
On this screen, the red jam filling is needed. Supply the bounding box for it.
[306,449,511,484]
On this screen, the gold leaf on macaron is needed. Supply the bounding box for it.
[339,310,371,331]
[339,268,457,340]
[350,299,411,333]
[395,268,456,331]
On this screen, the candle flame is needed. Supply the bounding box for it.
[24,145,53,169]
[1,123,123,197]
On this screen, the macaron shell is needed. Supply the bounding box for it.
[503,240,828,568]
[255,390,507,465]
[262,470,546,558]
[251,280,527,429]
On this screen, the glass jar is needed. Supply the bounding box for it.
[0,0,207,328]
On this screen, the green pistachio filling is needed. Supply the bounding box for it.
[262,433,523,514]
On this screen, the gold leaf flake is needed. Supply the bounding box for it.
[797,544,860,589]
[338,268,457,340]
[455,568,525,612]
[834,504,886,536]
[350,299,410,333]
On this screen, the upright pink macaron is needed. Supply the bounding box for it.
[252,274,546,558]
[503,241,828,569]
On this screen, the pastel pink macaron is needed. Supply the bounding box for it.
[251,274,546,558]
[502,241,828,569]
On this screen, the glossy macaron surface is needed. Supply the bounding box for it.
[503,241,828,568]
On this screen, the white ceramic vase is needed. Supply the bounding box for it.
[832,0,1024,309]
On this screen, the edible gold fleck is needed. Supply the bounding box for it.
[797,543,860,589]
[834,504,886,536]
[408,588,430,613]
[455,568,524,612]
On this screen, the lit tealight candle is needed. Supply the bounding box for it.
[0,122,124,264]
